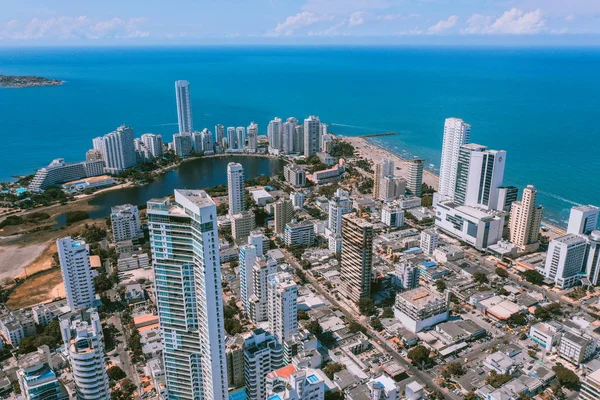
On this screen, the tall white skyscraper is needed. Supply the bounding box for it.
[244,329,283,400]
[92,125,136,173]
[247,122,258,152]
[294,125,304,155]
[567,205,599,235]
[201,128,214,153]
[407,158,424,197]
[454,144,506,210]
[544,234,588,289]
[175,80,193,134]
[439,118,471,199]
[227,162,245,215]
[236,127,246,150]
[59,308,109,400]
[111,204,143,243]
[509,185,543,252]
[328,194,352,234]
[239,243,259,313]
[227,127,236,150]
[268,272,298,342]
[215,124,225,150]
[303,116,321,157]
[173,133,193,157]
[249,257,277,324]
[141,133,164,158]
[148,190,228,400]
[283,117,298,153]
[57,237,96,311]
[268,117,283,152]
[373,160,395,200]
[585,231,600,286]
[340,214,374,304]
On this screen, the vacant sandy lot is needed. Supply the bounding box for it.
[0,241,52,283]
[6,268,64,310]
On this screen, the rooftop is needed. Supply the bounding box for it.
[398,286,445,308]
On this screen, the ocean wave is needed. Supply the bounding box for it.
[536,189,581,207]
[330,122,390,132]
[152,122,179,126]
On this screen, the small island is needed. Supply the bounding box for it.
[0,75,64,88]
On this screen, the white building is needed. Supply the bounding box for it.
[240,243,260,313]
[244,329,283,400]
[59,309,110,400]
[434,201,505,251]
[581,368,600,400]
[284,164,306,188]
[395,262,418,290]
[394,287,450,333]
[294,125,304,154]
[283,117,299,153]
[268,117,283,153]
[227,127,236,150]
[231,210,256,240]
[28,158,105,192]
[175,80,193,134]
[236,127,246,150]
[247,122,258,152]
[17,346,68,400]
[328,194,352,234]
[92,125,136,173]
[249,257,278,324]
[111,204,143,243]
[268,273,298,342]
[567,205,599,235]
[543,234,588,289]
[406,158,424,198]
[266,365,325,400]
[284,222,315,248]
[559,332,596,365]
[141,133,164,158]
[227,162,245,215]
[438,117,471,200]
[201,128,214,154]
[290,192,305,208]
[454,144,506,210]
[381,203,404,228]
[147,190,228,400]
[529,322,562,351]
[274,199,294,235]
[420,229,439,256]
[379,176,406,202]
[215,124,225,150]
[303,116,321,157]
[173,132,193,157]
[586,231,600,285]
[57,237,96,311]
[367,374,400,400]
[373,160,395,201]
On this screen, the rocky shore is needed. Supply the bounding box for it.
[0,75,63,88]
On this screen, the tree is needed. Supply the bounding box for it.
[485,371,512,388]
[495,267,509,278]
[434,279,446,293]
[473,272,489,284]
[370,317,384,332]
[107,366,127,381]
[528,350,537,358]
[348,322,366,334]
[534,307,551,321]
[407,345,431,368]
[358,298,376,316]
[323,363,344,379]
[297,309,309,320]
[441,362,465,379]
[507,313,527,326]
[552,365,581,390]
[545,302,562,315]
[306,320,323,336]
[523,270,544,284]
[380,307,394,319]
[463,393,478,400]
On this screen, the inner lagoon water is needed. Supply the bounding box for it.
[1,46,599,226]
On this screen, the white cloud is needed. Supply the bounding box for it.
[0,16,149,40]
[565,14,575,21]
[463,8,546,35]
[377,13,420,21]
[428,15,458,34]
[308,20,348,36]
[348,11,366,27]
[302,0,393,14]
[267,12,333,36]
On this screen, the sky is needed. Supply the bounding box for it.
[1,0,600,46]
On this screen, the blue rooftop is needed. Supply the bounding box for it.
[229,389,247,400]
[267,395,282,400]
[307,374,319,384]
[422,261,437,267]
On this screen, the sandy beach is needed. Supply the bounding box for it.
[342,136,439,190]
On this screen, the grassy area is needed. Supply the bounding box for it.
[6,268,64,310]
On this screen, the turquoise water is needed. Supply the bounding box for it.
[1,46,599,226]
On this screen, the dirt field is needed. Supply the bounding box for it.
[5,268,65,310]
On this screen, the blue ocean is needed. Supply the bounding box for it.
[1,46,599,226]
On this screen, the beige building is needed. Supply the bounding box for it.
[340,214,374,304]
[226,334,245,389]
[373,159,394,200]
[406,158,424,197]
[274,199,294,234]
[231,210,256,240]
[509,184,543,252]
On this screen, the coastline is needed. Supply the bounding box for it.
[340,135,566,235]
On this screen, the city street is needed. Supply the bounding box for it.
[108,313,142,399]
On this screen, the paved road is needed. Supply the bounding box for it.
[283,249,461,400]
[108,313,141,399]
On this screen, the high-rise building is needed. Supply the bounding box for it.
[111,204,143,243]
[438,118,471,200]
[340,214,374,303]
[585,231,600,286]
[247,122,258,152]
[192,131,204,153]
[227,127,236,150]
[294,125,304,155]
[248,230,268,255]
[567,205,599,235]
[420,229,439,256]
[394,287,450,333]
[227,163,245,215]
[266,365,325,400]
[268,272,298,342]
[57,237,96,311]
[395,262,418,290]
[147,190,228,400]
[249,256,277,323]
[381,202,404,228]
[175,80,193,134]
[406,158,424,198]
[581,367,600,400]
[290,192,305,208]
[303,116,321,157]
[93,125,136,173]
[379,176,406,202]
[239,244,259,313]
[28,158,105,192]
[173,133,193,157]
[215,124,225,151]
[284,164,306,187]
[59,308,110,400]
[283,118,298,153]
[225,335,245,389]
[496,186,519,212]
[231,210,256,240]
[141,133,164,158]
[284,221,315,248]
[454,144,506,210]
[17,346,68,400]
[268,117,283,152]
[244,329,283,400]
[544,234,588,289]
[509,185,543,252]
[201,128,214,153]
[328,194,352,234]
[274,199,294,235]
[373,160,395,200]
[236,127,246,150]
